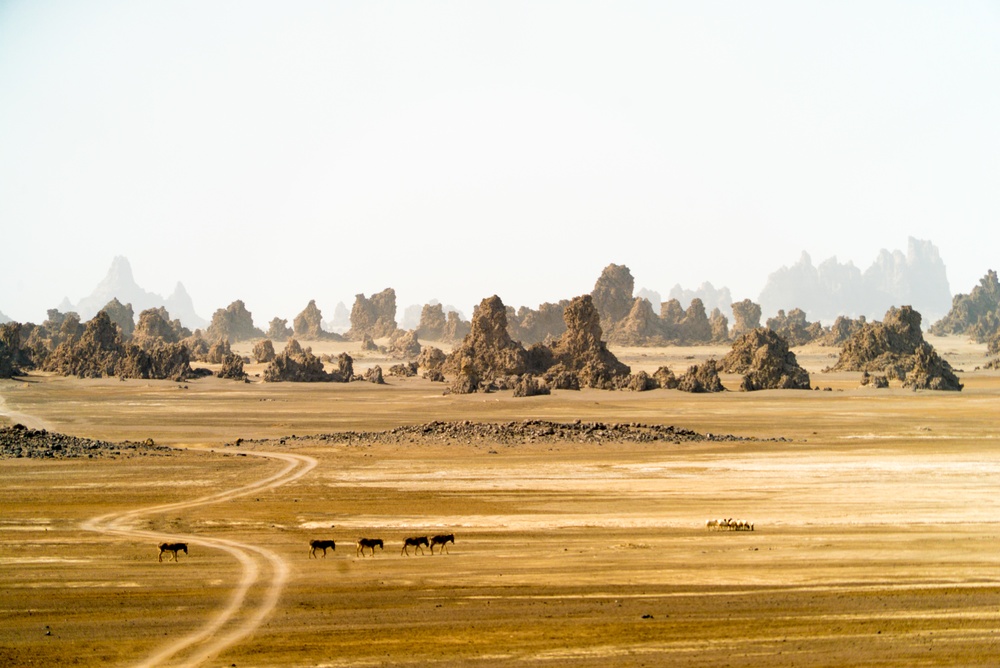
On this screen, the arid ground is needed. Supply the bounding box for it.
[2,337,999,667]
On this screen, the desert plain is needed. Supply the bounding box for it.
[1,336,999,667]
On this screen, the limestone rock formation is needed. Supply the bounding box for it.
[821,315,867,347]
[44,311,124,378]
[830,306,962,391]
[364,365,385,384]
[608,298,666,346]
[206,300,264,343]
[444,296,529,388]
[100,298,135,339]
[293,300,333,340]
[720,328,811,391]
[623,370,656,392]
[591,263,635,335]
[930,270,1000,342]
[347,289,398,340]
[387,329,421,359]
[388,362,418,377]
[507,301,568,346]
[418,346,446,374]
[679,299,713,343]
[266,318,293,342]
[217,353,246,380]
[710,308,730,343]
[205,339,232,365]
[653,366,678,389]
[263,338,330,382]
[513,375,550,397]
[677,360,725,393]
[253,339,276,363]
[669,283,734,321]
[417,303,448,341]
[132,307,187,350]
[766,308,825,346]
[0,322,26,378]
[113,342,191,381]
[860,371,889,389]
[545,294,630,390]
[730,299,762,339]
[443,311,471,342]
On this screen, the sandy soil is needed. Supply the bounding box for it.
[2,338,999,667]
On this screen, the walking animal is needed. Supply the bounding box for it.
[158,542,188,562]
[309,539,336,558]
[401,536,430,556]
[356,537,384,557]
[429,534,455,554]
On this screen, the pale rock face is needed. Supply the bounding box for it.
[759,238,951,324]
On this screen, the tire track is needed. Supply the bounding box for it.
[82,448,317,668]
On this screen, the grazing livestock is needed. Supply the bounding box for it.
[356,538,384,557]
[705,518,754,531]
[309,539,336,558]
[429,534,455,554]
[158,542,188,562]
[401,536,430,556]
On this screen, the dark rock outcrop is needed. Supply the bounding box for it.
[294,300,340,340]
[830,306,962,391]
[364,365,385,384]
[387,330,421,359]
[444,296,530,390]
[677,360,725,393]
[507,301,568,346]
[217,353,247,380]
[545,294,630,390]
[100,298,135,339]
[653,366,678,390]
[730,300,762,339]
[930,270,1000,342]
[766,308,825,346]
[132,308,186,350]
[721,328,811,391]
[263,338,329,382]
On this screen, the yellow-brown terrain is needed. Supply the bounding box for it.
[2,337,999,667]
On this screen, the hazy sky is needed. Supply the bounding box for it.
[1,1,998,325]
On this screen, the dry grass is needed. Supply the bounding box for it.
[2,338,1000,667]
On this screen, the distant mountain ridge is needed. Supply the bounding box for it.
[758,237,952,324]
[63,256,208,329]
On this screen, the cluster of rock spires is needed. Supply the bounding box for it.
[829,306,962,391]
[0,257,978,394]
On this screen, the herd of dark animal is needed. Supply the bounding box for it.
[157,535,456,563]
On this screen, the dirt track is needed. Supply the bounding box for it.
[79,449,316,667]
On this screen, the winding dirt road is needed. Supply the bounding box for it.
[80,448,317,668]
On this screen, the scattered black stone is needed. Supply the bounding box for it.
[232,419,785,449]
[0,424,172,459]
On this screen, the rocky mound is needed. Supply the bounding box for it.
[348,288,398,340]
[444,296,529,392]
[116,342,193,381]
[235,420,777,449]
[545,294,631,390]
[820,315,867,346]
[263,338,331,382]
[830,306,962,391]
[0,322,29,378]
[388,362,418,377]
[860,371,889,389]
[205,339,232,364]
[721,328,811,391]
[930,269,1000,342]
[364,365,385,384]
[217,353,247,380]
[206,300,265,343]
[653,366,678,389]
[0,424,172,459]
[677,360,725,393]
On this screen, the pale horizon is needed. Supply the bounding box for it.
[2,2,998,325]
